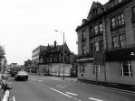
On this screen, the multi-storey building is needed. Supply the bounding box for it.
[32,45,47,63]
[32,41,77,76]
[76,0,135,85]
[32,45,47,73]
[41,41,76,76]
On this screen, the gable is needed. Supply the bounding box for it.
[87,2,104,20]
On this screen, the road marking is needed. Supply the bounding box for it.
[38,79,43,82]
[50,88,72,98]
[88,97,103,101]
[110,87,135,95]
[2,90,10,101]
[12,96,16,101]
[65,92,78,96]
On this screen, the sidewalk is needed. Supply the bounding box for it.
[48,76,77,82]
[78,79,135,92]
[30,74,77,82]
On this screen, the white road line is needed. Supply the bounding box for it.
[50,88,72,98]
[65,92,78,96]
[2,90,10,101]
[12,96,16,101]
[38,79,43,82]
[88,97,103,101]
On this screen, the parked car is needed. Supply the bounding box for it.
[15,71,28,81]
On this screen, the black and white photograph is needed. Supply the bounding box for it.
[0,0,135,101]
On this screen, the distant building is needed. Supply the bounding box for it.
[34,41,76,76]
[76,0,135,85]
[42,41,76,76]
[32,45,47,63]
[32,45,47,73]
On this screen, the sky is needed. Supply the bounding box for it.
[0,0,108,65]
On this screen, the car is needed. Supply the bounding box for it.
[15,71,28,81]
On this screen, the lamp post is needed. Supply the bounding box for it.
[54,29,65,80]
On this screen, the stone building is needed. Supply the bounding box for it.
[76,0,135,85]
[32,41,76,76]
[32,45,47,73]
[41,41,76,76]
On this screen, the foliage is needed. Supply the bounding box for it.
[0,46,5,57]
[24,59,32,66]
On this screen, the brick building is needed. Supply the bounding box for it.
[76,0,135,85]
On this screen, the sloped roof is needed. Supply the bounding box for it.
[87,1,104,20]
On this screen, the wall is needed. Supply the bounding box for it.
[78,63,96,80]
[105,61,135,85]
[49,63,72,76]
[39,64,49,75]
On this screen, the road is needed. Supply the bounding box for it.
[11,75,135,101]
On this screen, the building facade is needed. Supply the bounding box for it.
[32,45,47,73]
[41,41,76,76]
[76,0,135,85]
[32,41,77,76]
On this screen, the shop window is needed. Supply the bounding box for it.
[121,61,132,77]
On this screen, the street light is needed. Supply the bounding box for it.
[54,29,65,80]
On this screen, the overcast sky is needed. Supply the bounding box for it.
[0,0,108,65]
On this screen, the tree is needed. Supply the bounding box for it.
[24,59,33,72]
[0,46,5,58]
[24,59,32,67]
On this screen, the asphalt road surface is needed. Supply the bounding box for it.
[11,75,135,101]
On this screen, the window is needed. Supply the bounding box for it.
[121,61,132,77]
[99,40,103,51]
[94,25,98,35]
[120,34,126,48]
[82,30,86,41]
[118,0,122,3]
[118,15,121,25]
[112,33,126,49]
[121,14,125,25]
[111,14,125,29]
[99,24,104,32]
[90,43,94,56]
[111,18,116,28]
[95,42,99,52]
[112,36,119,48]
[79,64,85,73]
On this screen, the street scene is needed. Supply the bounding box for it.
[0,0,135,101]
[11,75,135,101]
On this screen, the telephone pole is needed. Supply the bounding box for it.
[62,32,65,80]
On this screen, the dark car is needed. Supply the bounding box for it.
[15,71,28,81]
